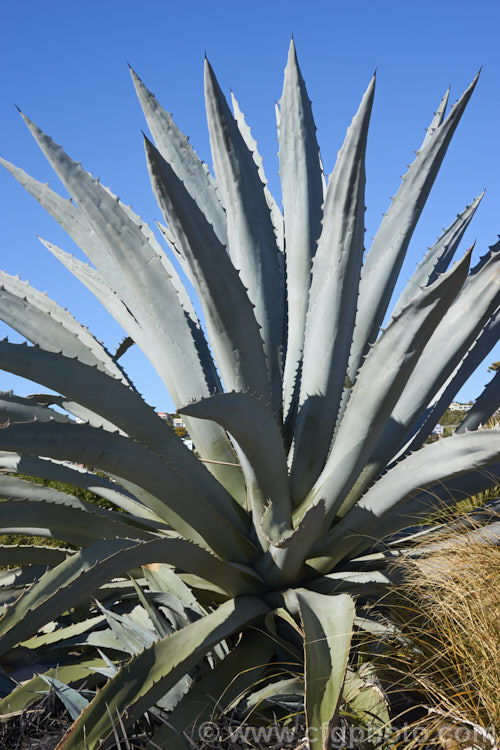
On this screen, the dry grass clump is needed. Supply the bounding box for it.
[0,690,71,750]
[376,524,500,750]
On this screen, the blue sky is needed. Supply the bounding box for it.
[1,0,499,411]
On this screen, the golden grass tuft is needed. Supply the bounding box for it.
[374,522,500,750]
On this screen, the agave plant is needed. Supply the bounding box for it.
[0,40,499,749]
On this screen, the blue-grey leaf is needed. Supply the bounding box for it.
[290,75,375,503]
[279,39,324,419]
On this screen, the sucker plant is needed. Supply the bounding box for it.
[0,40,499,750]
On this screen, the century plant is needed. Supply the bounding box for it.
[0,40,499,749]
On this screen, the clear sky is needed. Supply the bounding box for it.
[1,0,499,412]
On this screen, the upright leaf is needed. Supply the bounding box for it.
[348,75,479,382]
[400,306,500,453]
[279,39,324,418]
[18,114,243,497]
[204,59,284,416]
[231,91,284,254]
[129,65,227,244]
[358,248,500,493]
[290,75,375,503]
[145,136,271,401]
[297,250,471,527]
[296,590,355,750]
[391,191,483,317]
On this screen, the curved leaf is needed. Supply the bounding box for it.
[0,340,248,534]
[56,597,269,750]
[0,271,127,384]
[0,450,160,522]
[18,114,242,496]
[180,392,291,533]
[0,420,254,562]
[0,390,70,424]
[0,544,70,567]
[312,429,500,569]
[0,539,263,657]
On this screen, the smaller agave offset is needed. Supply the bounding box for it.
[0,40,499,750]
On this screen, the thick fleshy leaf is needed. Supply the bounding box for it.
[0,157,199,332]
[0,539,263,656]
[0,544,70,568]
[129,65,227,245]
[0,659,105,715]
[311,429,500,570]
[0,474,151,531]
[296,590,355,750]
[39,675,90,720]
[240,676,304,713]
[290,75,375,504]
[391,192,483,317]
[0,420,254,562]
[231,91,284,254]
[0,390,70,424]
[0,271,128,384]
[358,247,500,490]
[0,340,248,534]
[343,668,390,729]
[306,570,392,595]
[421,87,450,148]
[296,249,471,527]
[39,239,145,341]
[348,74,479,383]
[21,615,107,650]
[351,493,500,560]
[400,306,500,453]
[17,115,242,497]
[180,392,291,536]
[279,39,324,419]
[456,370,500,433]
[151,632,274,749]
[381,518,500,560]
[0,450,159,521]
[0,157,137,311]
[0,497,151,547]
[56,597,268,750]
[259,500,326,587]
[204,59,284,416]
[145,136,271,401]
